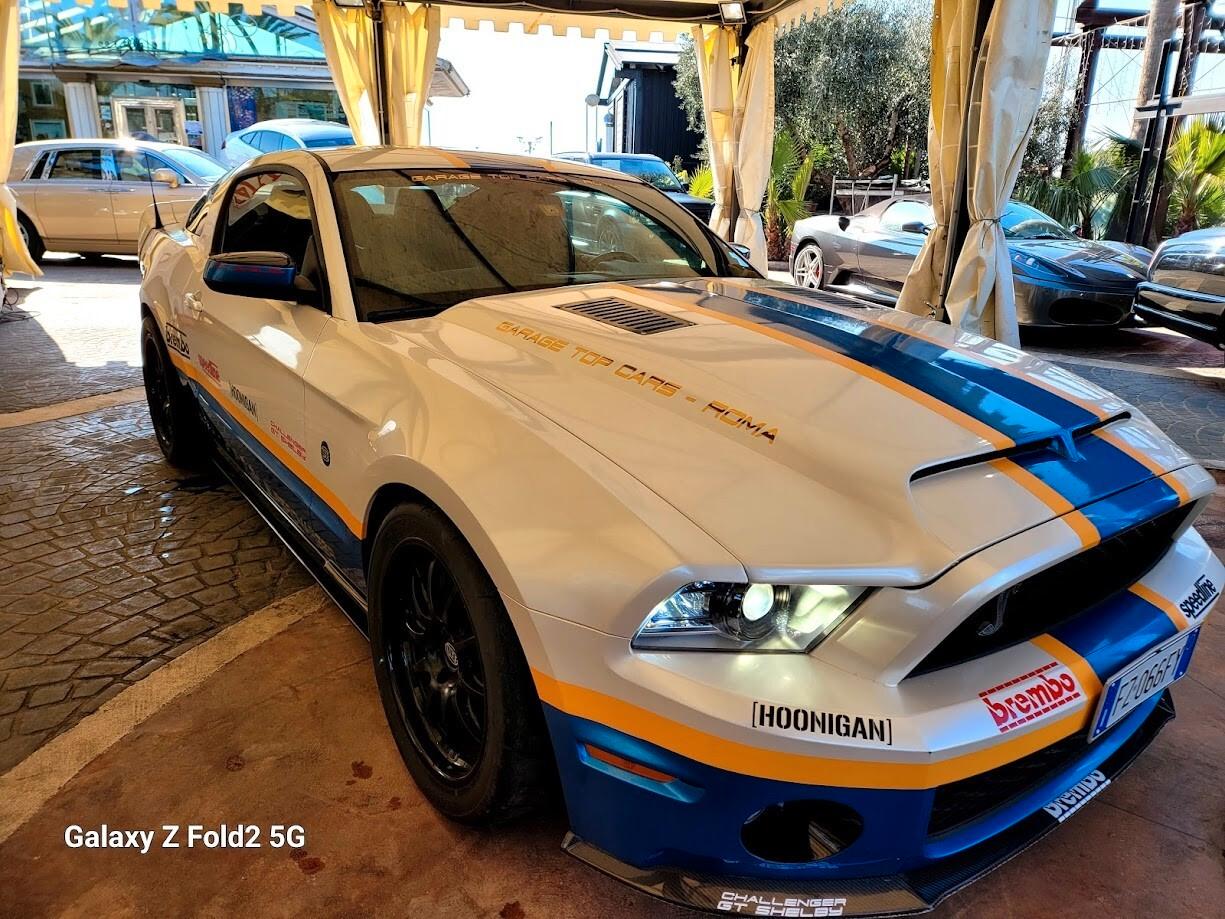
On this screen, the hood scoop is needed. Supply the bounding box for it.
[556,297,694,335]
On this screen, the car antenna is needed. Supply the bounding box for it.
[141,150,164,231]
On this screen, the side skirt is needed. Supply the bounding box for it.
[210,446,370,636]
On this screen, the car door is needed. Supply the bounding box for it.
[36,147,118,249]
[856,200,933,297]
[109,149,208,245]
[189,167,332,539]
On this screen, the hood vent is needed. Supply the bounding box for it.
[556,297,695,335]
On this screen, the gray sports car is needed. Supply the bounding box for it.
[789,196,1154,328]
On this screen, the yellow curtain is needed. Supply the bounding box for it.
[311,0,380,145]
[944,0,1055,346]
[1,0,40,278]
[385,4,441,146]
[896,0,975,323]
[898,0,1055,346]
[732,17,775,272]
[692,24,738,242]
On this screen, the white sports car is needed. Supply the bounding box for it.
[139,148,1222,917]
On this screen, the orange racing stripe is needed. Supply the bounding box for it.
[989,459,1100,548]
[1093,427,1192,506]
[168,351,365,538]
[531,667,1090,790]
[1129,583,1192,631]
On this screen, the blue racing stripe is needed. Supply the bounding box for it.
[708,284,1101,434]
[190,381,366,587]
[1050,590,1178,681]
[1009,433,1180,533]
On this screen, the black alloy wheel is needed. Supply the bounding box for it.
[383,543,487,781]
[141,315,206,469]
[368,503,551,823]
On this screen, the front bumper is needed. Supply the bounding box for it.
[1014,276,1135,328]
[560,693,1176,917]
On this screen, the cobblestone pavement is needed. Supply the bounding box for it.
[0,401,311,772]
[0,256,142,413]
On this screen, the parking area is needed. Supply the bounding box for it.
[1,259,1223,917]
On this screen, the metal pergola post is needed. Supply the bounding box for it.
[369,0,391,145]
[1125,37,1176,245]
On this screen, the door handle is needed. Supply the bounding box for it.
[184,291,203,318]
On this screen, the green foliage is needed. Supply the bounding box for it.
[673,0,931,183]
[1015,151,1118,238]
[765,129,818,260]
[685,166,713,200]
[1020,63,1075,183]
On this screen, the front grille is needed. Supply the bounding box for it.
[928,729,1090,835]
[911,503,1193,678]
[1048,297,1130,326]
[556,297,694,335]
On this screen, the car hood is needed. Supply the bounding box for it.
[1010,237,1149,285]
[664,190,713,208]
[389,279,1183,584]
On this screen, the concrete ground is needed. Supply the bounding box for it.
[0,259,1223,918]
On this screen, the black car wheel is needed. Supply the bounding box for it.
[141,315,207,469]
[368,502,551,824]
[794,242,825,289]
[16,213,45,263]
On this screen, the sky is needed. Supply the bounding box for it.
[420,1,1225,157]
[426,27,607,155]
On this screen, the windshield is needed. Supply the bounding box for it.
[1002,201,1075,240]
[303,132,355,149]
[333,169,745,321]
[595,157,686,193]
[162,148,226,181]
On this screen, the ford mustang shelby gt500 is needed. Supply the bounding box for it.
[139,148,1222,916]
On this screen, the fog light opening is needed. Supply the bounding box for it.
[741,800,863,864]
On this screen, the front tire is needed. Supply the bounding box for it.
[793,241,825,289]
[368,503,551,824]
[141,315,207,469]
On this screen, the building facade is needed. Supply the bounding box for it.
[16,0,468,156]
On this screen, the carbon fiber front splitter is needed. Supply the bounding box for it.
[562,693,1175,917]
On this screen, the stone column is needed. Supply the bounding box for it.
[62,81,102,138]
[196,86,231,158]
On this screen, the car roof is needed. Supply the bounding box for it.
[588,152,665,162]
[14,138,195,152]
[241,119,352,137]
[306,145,634,180]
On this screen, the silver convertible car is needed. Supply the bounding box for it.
[789,197,1153,328]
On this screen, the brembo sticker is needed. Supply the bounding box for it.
[1043,769,1110,823]
[751,701,893,746]
[979,661,1082,733]
[717,892,846,916]
[165,322,190,358]
[494,320,779,444]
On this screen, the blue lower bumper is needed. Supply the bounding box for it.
[546,690,1174,915]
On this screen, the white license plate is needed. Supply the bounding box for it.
[1089,627,1200,742]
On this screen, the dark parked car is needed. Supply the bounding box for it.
[789,196,1154,328]
[553,152,713,223]
[1134,227,1225,348]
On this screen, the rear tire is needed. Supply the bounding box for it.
[368,502,551,825]
[16,213,44,263]
[141,315,208,469]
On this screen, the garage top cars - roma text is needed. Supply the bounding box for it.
[138,146,1223,917]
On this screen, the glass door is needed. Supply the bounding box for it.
[114,99,186,145]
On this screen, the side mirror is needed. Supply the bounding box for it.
[730,242,752,259]
[837,215,850,232]
[1068,224,1083,237]
[901,221,931,235]
[151,167,181,189]
[204,251,317,305]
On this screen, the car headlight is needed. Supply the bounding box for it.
[632,582,869,652]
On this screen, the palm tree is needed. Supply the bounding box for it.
[764,129,817,261]
[1016,150,1117,237]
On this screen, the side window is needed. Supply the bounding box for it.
[255,132,282,153]
[114,151,183,184]
[880,200,934,232]
[277,133,300,151]
[48,149,104,180]
[185,193,211,236]
[219,171,323,300]
[29,151,50,179]
[242,130,264,150]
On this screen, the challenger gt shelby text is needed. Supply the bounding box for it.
[138,148,1223,917]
